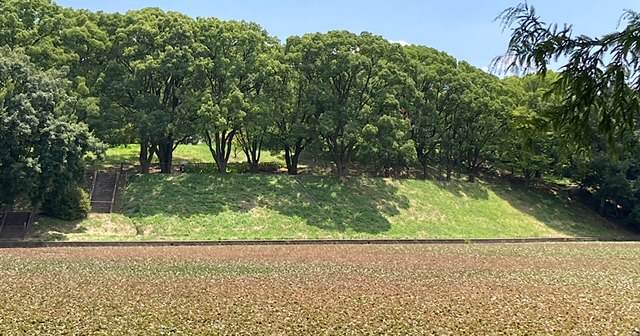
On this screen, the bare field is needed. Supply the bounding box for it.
[0,244,639,335]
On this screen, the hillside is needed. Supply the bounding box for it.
[32,173,628,241]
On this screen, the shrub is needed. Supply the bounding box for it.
[183,163,218,174]
[183,162,281,174]
[42,185,90,220]
[625,206,640,233]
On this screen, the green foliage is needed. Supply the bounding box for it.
[402,46,458,176]
[42,184,90,220]
[0,0,70,67]
[496,3,640,229]
[192,18,278,173]
[183,162,281,174]
[496,3,640,144]
[403,46,515,180]
[269,43,319,175]
[563,137,640,231]
[98,8,196,173]
[0,47,99,209]
[287,31,410,176]
[498,73,565,180]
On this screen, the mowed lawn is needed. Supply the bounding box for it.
[33,173,629,241]
[0,243,638,334]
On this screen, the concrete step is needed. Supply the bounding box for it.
[0,225,26,240]
[90,202,112,214]
[90,171,119,213]
[91,172,118,202]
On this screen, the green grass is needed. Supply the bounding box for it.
[32,174,631,241]
[94,143,285,166]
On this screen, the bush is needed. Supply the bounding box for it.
[183,163,218,174]
[42,185,90,220]
[625,206,640,233]
[183,162,281,174]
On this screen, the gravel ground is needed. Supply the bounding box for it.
[0,243,639,335]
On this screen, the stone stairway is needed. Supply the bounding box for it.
[0,212,32,240]
[90,171,119,213]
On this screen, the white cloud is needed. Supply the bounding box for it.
[388,39,412,46]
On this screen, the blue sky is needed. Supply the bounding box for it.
[55,0,637,70]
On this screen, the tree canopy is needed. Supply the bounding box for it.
[495,3,640,143]
[0,47,99,210]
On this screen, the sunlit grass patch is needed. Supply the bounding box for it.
[95,144,285,167]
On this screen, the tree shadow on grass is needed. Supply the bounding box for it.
[485,176,633,237]
[289,176,410,233]
[121,173,410,235]
[430,178,490,200]
[30,216,87,241]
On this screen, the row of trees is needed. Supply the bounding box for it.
[0,0,543,180]
[2,0,639,229]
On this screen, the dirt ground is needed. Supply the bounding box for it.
[0,243,639,335]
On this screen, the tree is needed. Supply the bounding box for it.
[561,135,640,230]
[271,40,321,175]
[0,0,109,135]
[294,31,408,176]
[402,46,460,178]
[455,63,514,182]
[99,9,196,173]
[57,9,110,132]
[495,3,640,143]
[0,0,70,68]
[499,73,568,181]
[235,79,275,173]
[0,47,99,211]
[192,19,277,173]
[235,47,280,173]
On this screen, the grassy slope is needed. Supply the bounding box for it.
[32,174,628,241]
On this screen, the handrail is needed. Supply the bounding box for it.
[110,171,120,213]
[89,169,98,201]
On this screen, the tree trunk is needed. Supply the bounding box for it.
[467,159,479,183]
[248,159,259,174]
[284,144,303,175]
[205,130,235,174]
[420,158,429,180]
[217,159,228,174]
[287,164,298,175]
[1,210,7,229]
[335,160,348,177]
[157,140,173,174]
[534,170,543,179]
[284,147,295,175]
[242,142,262,174]
[139,144,150,174]
[139,141,156,174]
[416,143,428,179]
